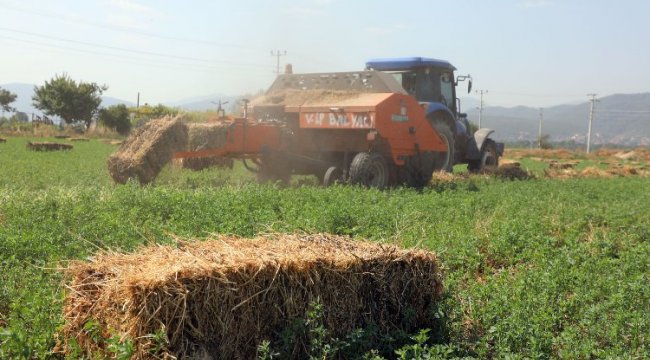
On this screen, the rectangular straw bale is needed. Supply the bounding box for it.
[186,122,230,151]
[26,142,73,151]
[61,234,443,359]
[182,122,233,170]
[107,116,188,184]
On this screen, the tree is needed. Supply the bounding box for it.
[32,74,107,130]
[539,134,553,149]
[0,87,17,113]
[10,111,29,123]
[98,104,131,135]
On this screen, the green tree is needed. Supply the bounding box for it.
[0,87,17,113]
[131,103,179,126]
[32,74,107,130]
[10,111,29,123]
[98,104,132,135]
[538,133,553,149]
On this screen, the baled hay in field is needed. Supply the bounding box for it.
[26,142,73,151]
[61,234,442,359]
[548,161,578,170]
[0,137,6,143]
[107,116,188,184]
[54,135,71,139]
[613,150,637,161]
[505,148,578,161]
[544,165,648,179]
[486,163,535,181]
[70,137,90,142]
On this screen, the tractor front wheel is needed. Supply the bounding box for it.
[469,139,499,172]
[349,152,390,189]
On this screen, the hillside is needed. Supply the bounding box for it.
[464,93,650,146]
[3,82,649,145]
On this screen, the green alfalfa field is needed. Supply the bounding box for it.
[0,136,648,359]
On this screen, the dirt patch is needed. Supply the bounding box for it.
[26,142,73,151]
[60,234,442,359]
[487,163,535,180]
[107,116,188,184]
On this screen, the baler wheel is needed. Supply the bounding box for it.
[323,166,344,186]
[349,152,390,189]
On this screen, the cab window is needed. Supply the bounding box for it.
[440,71,454,109]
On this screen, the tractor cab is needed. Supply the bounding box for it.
[365,57,463,115]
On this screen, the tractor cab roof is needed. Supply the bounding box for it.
[365,57,456,72]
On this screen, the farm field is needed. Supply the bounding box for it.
[0,136,648,358]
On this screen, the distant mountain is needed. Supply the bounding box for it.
[168,94,240,112]
[463,93,650,146]
[3,82,648,145]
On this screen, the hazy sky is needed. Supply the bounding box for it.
[1,0,648,107]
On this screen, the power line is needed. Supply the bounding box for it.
[0,27,272,69]
[0,2,257,50]
[538,107,543,148]
[476,89,488,128]
[270,50,287,75]
[0,36,272,74]
[586,94,599,154]
[0,35,270,76]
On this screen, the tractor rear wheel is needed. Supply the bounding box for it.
[469,139,499,172]
[431,121,455,172]
[349,152,390,189]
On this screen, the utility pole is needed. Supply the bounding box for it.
[586,94,599,154]
[136,92,140,109]
[270,50,287,76]
[476,89,488,128]
[538,107,543,148]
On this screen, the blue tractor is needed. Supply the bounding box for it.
[366,57,504,174]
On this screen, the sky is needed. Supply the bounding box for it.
[1,0,649,108]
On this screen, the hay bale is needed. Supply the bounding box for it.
[580,167,611,177]
[187,122,230,151]
[181,157,234,171]
[70,137,90,142]
[61,234,442,359]
[549,161,577,170]
[26,142,73,151]
[0,137,6,143]
[179,122,233,171]
[107,116,188,184]
[488,163,535,180]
